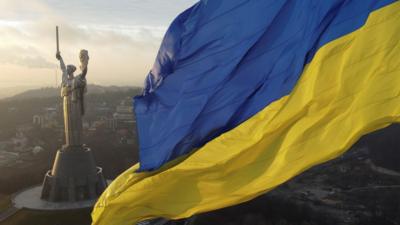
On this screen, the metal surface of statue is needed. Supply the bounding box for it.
[40,26,107,203]
[59,49,87,146]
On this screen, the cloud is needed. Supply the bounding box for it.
[0,16,161,70]
[0,46,56,69]
[0,0,196,87]
[0,0,54,23]
[16,56,56,69]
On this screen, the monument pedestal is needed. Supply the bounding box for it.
[41,145,107,202]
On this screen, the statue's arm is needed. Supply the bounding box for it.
[79,50,89,79]
[56,52,68,84]
[59,58,66,73]
[56,53,66,72]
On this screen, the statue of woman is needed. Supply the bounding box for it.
[56,50,89,147]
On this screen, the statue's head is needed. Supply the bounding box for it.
[67,64,76,76]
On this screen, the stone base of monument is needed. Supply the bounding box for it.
[12,185,96,210]
[11,144,107,211]
[41,145,107,202]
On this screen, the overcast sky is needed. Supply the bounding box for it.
[0,0,197,88]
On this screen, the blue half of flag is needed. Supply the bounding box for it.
[133,0,395,171]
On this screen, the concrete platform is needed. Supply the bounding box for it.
[12,185,96,210]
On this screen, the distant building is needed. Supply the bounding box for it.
[33,107,60,128]
[112,98,136,130]
[0,141,11,150]
[90,120,107,131]
[12,132,28,152]
[94,103,112,117]
[0,150,19,167]
[7,107,17,113]
[83,121,90,129]
[16,124,33,133]
[33,115,41,125]
[32,146,44,155]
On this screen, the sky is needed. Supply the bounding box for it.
[0,0,198,89]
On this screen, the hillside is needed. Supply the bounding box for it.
[0,86,41,100]
[0,85,142,133]
[4,85,142,101]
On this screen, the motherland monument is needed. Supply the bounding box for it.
[40,26,107,203]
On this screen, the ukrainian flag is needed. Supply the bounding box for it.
[92,0,400,224]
